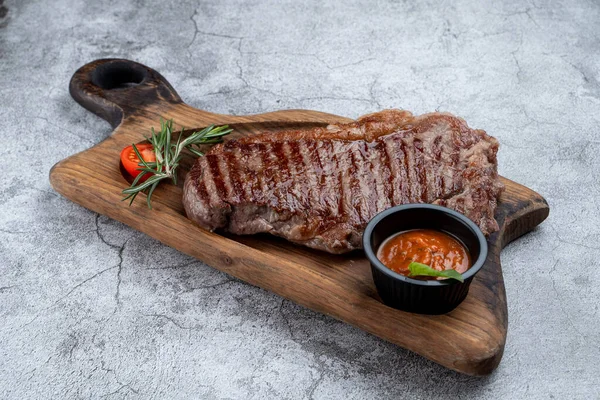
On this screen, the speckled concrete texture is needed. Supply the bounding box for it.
[1,0,599,398]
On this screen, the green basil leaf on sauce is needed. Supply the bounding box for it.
[407,262,465,283]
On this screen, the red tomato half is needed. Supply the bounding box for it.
[120,144,156,182]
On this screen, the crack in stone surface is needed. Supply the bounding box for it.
[242,49,375,70]
[53,266,116,301]
[98,361,139,397]
[188,7,199,48]
[306,355,327,400]
[146,260,202,270]
[278,299,302,343]
[22,265,117,327]
[179,278,234,294]
[369,77,383,109]
[100,383,139,398]
[549,260,588,339]
[142,313,202,330]
[22,215,132,327]
[550,224,600,251]
[94,214,119,249]
[233,44,380,108]
[234,59,381,107]
[113,241,127,310]
[561,57,600,100]
[188,6,244,54]
[510,32,524,84]
[94,214,132,313]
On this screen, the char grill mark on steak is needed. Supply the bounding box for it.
[349,143,368,222]
[397,137,411,203]
[270,142,288,210]
[218,151,233,200]
[251,143,266,204]
[207,155,226,200]
[182,109,504,254]
[431,135,443,201]
[338,141,359,224]
[261,143,276,208]
[239,147,254,202]
[202,159,221,208]
[224,151,240,203]
[245,143,261,203]
[368,141,390,213]
[317,140,339,219]
[288,141,308,210]
[384,137,399,205]
[311,141,326,210]
[413,138,427,202]
[405,137,418,202]
[361,142,379,218]
[300,140,323,216]
[196,179,209,209]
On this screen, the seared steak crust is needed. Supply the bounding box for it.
[183,109,504,254]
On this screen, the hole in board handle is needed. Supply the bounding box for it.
[91,61,147,90]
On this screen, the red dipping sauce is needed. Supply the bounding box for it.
[376,229,471,279]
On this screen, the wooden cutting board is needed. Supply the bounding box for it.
[50,59,549,376]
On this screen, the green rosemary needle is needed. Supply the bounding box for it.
[122,119,233,208]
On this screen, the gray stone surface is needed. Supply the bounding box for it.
[1,0,599,398]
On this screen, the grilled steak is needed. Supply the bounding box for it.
[183,109,504,254]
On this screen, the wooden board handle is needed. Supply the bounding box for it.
[69,59,182,128]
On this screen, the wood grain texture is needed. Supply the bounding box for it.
[51,59,549,376]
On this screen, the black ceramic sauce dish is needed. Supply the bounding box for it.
[363,204,488,315]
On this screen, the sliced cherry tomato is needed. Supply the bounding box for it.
[120,143,156,182]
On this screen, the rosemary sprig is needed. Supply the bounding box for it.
[122,119,233,208]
